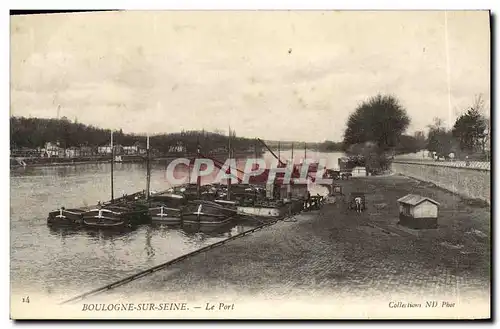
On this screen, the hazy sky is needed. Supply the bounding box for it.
[10,10,490,142]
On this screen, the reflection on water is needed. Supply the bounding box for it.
[10,151,344,300]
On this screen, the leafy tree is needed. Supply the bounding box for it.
[413,131,427,150]
[346,142,391,174]
[426,117,455,156]
[343,94,410,152]
[452,96,487,153]
[394,135,421,154]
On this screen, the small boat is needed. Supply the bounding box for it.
[236,201,286,218]
[215,199,287,218]
[147,192,187,224]
[47,207,86,226]
[82,203,150,229]
[181,200,235,225]
[213,188,286,218]
[149,205,182,224]
[82,206,130,229]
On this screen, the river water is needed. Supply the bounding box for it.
[10,151,344,302]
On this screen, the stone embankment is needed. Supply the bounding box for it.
[391,160,490,204]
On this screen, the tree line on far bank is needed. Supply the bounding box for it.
[11,92,489,165]
[10,115,346,156]
[341,93,490,174]
[10,116,262,155]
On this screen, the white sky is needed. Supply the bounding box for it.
[10,10,490,142]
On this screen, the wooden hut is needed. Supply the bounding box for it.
[351,166,367,177]
[330,184,343,195]
[397,194,440,229]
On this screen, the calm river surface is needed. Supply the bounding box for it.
[10,151,344,301]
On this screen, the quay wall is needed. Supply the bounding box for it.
[391,161,491,204]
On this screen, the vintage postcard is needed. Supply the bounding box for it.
[10,10,491,320]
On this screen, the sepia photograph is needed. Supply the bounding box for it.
[9,9,491,320]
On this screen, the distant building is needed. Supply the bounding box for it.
[45,142,64,158]
[123,145,139,155]
[65,147,81,158]
[97,145,112,155]
[98,145,124,155]
[123,143,147,155]
[80,146,93,157]
[168,144,186,153]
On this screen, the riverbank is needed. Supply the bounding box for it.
[56,174,490,319]
[10,151,263,169]
[10,157,177,169]
[11,160,111,168]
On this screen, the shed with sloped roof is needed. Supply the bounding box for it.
[397,194,440,229]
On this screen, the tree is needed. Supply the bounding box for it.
[452,97,487,153]
[343,94,410,152]
[483,117,491,154]
[413,131,427,150]
[9,116,260,154]
[427,117,455,156]
[395,135,421,154]
[318,140,343,152]
[347,142,391,174]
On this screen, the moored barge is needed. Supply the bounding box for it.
[82,202,150,229]
[181,200,235,225]
[47,207,87,226]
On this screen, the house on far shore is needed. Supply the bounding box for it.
[80,146,93,157]
[97,145,112,155]
[45,142,64,158]
[168,142,186,153]
[123,145,138,155]
[123,142,147,155]
[98,144,124,155]
[65,147,81,158]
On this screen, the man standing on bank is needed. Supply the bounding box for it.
[355,196,362,213]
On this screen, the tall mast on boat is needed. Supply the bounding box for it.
[146,134,151,201]
[291,142,294,164]
[254,138,258,199]
[227,126,232,201]
[196,135,201,199]
[110,131,114,202]
[256,138,286,167]
[254,138,257,159]
[278,141,281,162]
[304,142,307,162]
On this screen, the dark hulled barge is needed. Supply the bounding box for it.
[82,202,150,229]
[181,200,236,225]
[47,207,87,227]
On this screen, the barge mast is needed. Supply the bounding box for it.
[110,131,114,202]
[227,126,232,201]
[146,134,151,201]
